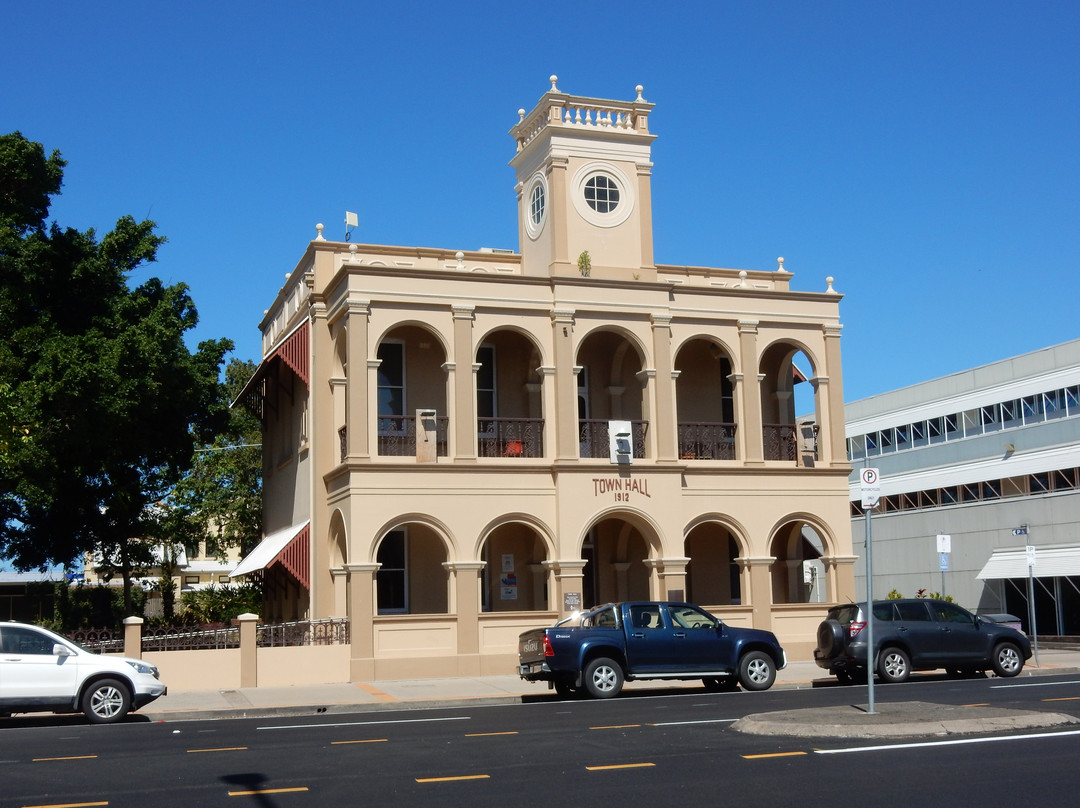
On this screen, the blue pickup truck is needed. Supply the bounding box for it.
[517,601,787,698]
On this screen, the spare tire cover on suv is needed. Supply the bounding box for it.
[817,619,846,657]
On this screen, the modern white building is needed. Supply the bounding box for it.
[846,339,1080,636]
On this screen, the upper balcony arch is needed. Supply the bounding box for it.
[374,325,450,458]
[672,333,741,374]
[758,338,821,464]
[575,328,650,459]
[474,329,547,459]
[674,337,739,461]
[474,323,549,367]
[372,319,452,359]
[574,322,650,367]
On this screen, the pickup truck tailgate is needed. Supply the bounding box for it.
[518,628,547,674]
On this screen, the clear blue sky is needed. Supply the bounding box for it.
[4,1,1078,402]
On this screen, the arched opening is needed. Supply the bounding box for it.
[674,338,737,460]
[581,517,653,607]
[770,522,828,604]
[376,325,448,456]
[475,329,545,458]
[479,523,549,611]
[759,342,818,463]
[374,524,449,614]
[576,330,648,459]
[684,523,742,605]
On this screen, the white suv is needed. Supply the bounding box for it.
[0,621,167,723]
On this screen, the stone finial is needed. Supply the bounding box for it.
[635,84,645,102]
[776,256,785,271]
[826,276,837,294]
[455,250,465,271]
[349,243,358,257]
[738,270,749,288]
[549,75,559,93]
[315,223,325,241]
[518,108,525,122]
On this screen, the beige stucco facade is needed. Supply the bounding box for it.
[238,79,856,678]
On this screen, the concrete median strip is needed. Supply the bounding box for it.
[732,700,1080,739]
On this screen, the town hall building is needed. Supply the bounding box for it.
[234,78,856,677]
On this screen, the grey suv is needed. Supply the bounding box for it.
[814,599,1031,684]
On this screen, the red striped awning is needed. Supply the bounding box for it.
[234,321,310,419]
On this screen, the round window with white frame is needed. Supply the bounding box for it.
[571,162,635,228]
[524,172,548,240]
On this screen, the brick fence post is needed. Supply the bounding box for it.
[237,613,259,688]
[123,616,144,659]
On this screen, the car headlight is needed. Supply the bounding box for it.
[126,660,159,677]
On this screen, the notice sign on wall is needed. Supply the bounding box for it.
[500,553,517,599]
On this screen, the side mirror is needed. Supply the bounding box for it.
[53,643,75,657]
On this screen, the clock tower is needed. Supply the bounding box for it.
[510,77,657,280]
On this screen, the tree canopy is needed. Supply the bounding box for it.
[0,131,236,614]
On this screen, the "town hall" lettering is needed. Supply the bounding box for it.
[592,477,652,499]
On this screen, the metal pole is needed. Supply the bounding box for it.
[864,503,875,714]
[1027,564,1040,667]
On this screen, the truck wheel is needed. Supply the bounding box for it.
[583,657,624,698]
[81,678,131,724]
[738,651,776,691]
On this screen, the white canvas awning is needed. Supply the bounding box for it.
[231,521,310,579]
[977,546,1080,580]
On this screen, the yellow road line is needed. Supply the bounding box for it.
[590,724,641,730]
[331,738,388,745]
[962,703,990,707]
[586,762,656,771]
[465,731,519,737]
[22,802,108,808]
[32,755,98,762]
[1043,696,1080,702]
[416,774,490,783]
[187,747,248,753]
[742,751,807,759]
[355,682,398,702]
[228,787,309,796]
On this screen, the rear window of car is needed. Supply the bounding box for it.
[830,605,860,624]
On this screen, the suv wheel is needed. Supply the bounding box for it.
[81,678,131,724]
[992,642,1023,677]
[877,647,911,683]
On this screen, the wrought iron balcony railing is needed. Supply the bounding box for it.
[477,417,544,458]
[578,419,649,459]
[677,422,737,460]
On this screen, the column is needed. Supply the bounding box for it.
[544,559,587,616]
[345,562,380,681]
[650,313,677,462]
[737,556,776,632]
[452,305,476,460]
[237,613,259,688]
[346,299,371,458]
[737,320,764,464]
[446,561,486,675]
[551,309,579,460]
[645,557,690,601]
[822,324,848,469]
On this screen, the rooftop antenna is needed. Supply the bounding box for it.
[345,210,358,242]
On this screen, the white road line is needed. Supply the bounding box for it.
[815,728,1080,755]
[257,716,470,731]
[992,679,1080,689]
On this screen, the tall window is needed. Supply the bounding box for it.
[376,530,407,614]
[477,344,496,432]
[377,341,405,432]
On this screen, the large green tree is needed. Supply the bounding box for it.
[0,131,233,615]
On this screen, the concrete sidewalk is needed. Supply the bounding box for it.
[140,646,1080,724]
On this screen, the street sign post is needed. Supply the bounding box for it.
[936,534,951,597]
[859,468,880,714]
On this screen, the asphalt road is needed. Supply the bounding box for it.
[5,673,1080,807]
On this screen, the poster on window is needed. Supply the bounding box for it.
[500,571,518,600]
[502,553,515,573]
